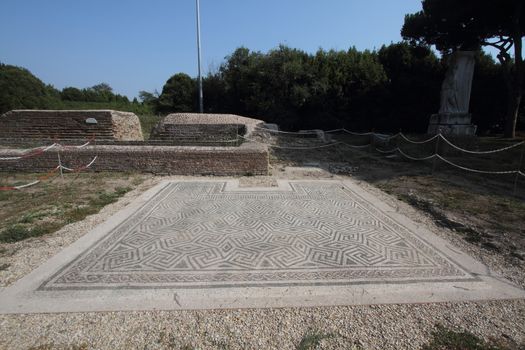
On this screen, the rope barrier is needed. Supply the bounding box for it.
[244,132,524,178]
[399,133,440,144]
[0,155,97,191]
[0,138,98,161]
[397,148,436,161]
[240,135,372,150]
[375,147,398,154]
[436,155,523,175]
[341,129,374,136]
[341,142,370,149]
[254,127,337,135]
[0,143,58,161]
[59,156,98,172]
[389,147,524,176]
[373,133,400,141]
[254,126,524,155]
[0,165,60,191]
[438,136,525,154]
[254,126,371,135]
[239,135,343,149]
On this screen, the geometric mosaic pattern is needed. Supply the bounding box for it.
[40,182,474,290]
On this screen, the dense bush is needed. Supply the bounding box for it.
[0,63,153,116]
[152,43,513,133]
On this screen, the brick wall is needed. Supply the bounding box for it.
[150,123,246,144]
[0,143,269,176]
[0,110,143,141]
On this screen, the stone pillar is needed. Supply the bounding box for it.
[428,51,478,136]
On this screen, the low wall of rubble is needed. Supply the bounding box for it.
[0,143,268,176]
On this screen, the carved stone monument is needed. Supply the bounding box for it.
[427,51,477,135]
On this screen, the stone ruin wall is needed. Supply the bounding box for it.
[0,110,144,141]
[0,110,270,176]
[150,113,263,144]
[151,124,246,143]
[0,143,269,176]
[110,111,144,141]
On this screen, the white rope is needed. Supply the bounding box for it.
[239,135,343,149]
[254,126,375,136]
[1,180,43,191]
[395,147,524,176]
[375,147,398,154]
[71,140,91,149]
[240,135,374,150]
[14,180,41,189]
[439,136,525,154]
[254,127,345,135]
[399,133,440,144]
[397,148,436,161]
[436,155,520,175]
[341,129,373,136]
[0,143,57,161]
[60,156,98,172]
[341,142,370,149]
[0,155,23,161]
[42,143,58,152]
[373,133,399,141]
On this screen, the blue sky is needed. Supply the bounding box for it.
[1,0,424,98]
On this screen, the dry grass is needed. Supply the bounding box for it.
[0,172,145,243]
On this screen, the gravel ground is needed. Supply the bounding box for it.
[0,300,524,349]
[0,172,524,349]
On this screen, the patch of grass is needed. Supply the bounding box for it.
[297,331,334,350]
[131,177,144,187]
[0,222,61,243]
[63,207,98,224]
[19,210,49,224]
[1,173,143,245]
[422,325,509,350]
[90,187,131,208]
[0,191,14,201]
[138,114,160,140]
[63,187,132,224]
[0,263,10,271]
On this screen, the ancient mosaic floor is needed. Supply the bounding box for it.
[1,180,524,313]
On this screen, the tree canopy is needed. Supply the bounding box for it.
[1,40,519,135]
[0,63,152,115]
[0,63,60,113]
[402,0,524,137]
[147,43,514,133]
[156,73,196,114]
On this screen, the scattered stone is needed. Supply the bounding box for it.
[328,163,359,174]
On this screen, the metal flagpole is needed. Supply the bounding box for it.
[196,0,204,113]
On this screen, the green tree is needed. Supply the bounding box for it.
[0,63,61,114]
[402,0,525,137]
[378,43,443,132]
[138,90,158,105]
[61,87,85,101]
[156,73,196,113]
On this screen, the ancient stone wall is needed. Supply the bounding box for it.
[0,110,144,141]
[0,143,268,176]
[110,111,144,141]
[150,113,263,144]
[151,124,245,143]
